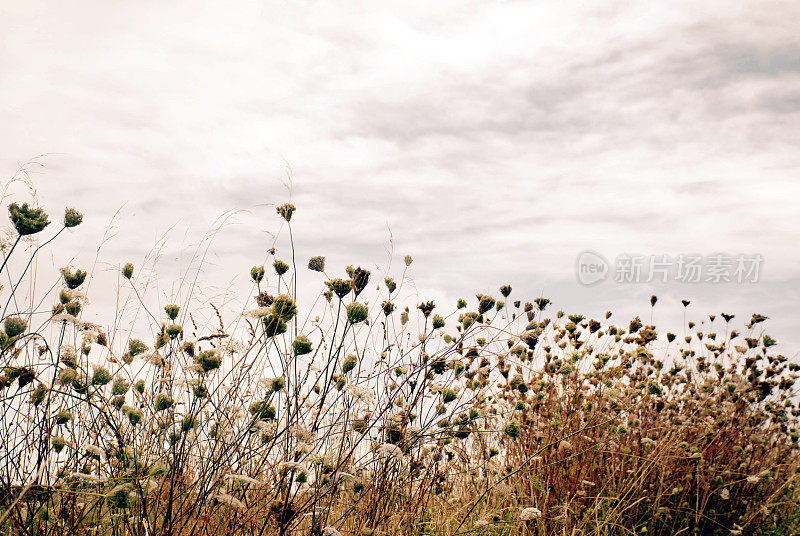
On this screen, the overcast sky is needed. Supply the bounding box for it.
[1,1,799,351]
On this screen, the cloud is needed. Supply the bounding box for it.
[1,0,798,349]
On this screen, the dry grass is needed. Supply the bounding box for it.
[0,190,798,536]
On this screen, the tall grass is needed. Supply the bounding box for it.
[0,181,798,536]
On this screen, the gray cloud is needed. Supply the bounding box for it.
[1,0,798,350]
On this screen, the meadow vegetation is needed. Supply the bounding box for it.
[0,179,798,535]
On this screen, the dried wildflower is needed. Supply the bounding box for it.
[4,316,27,338]
[271,294,297,321]
[270,377,285,392]
[293,335,313,355]
[250,265,265,283]
[432,314,445,329]
[164,304,180,320]
[351,266,370,296]
[346,302,368,324]
[274,259,290,276]
[262,315,287,337]
[63,207,83,228]
[8,202,50,236]
[478,295,496,314]
[127,408,143,425]
[112,377,129,395]
[91,366,112,386]
[107,484,132,508]
[122,262,134,280]
[500,285,512,298]
[342,354,358,374]
[276,202,295,222]
[250,400,276,421]
[61,267,87,289]
[418,300,435,317]
[196,350,222,372]
[519,507,541,521]
[30,383,47,405]
[52,436,66,453]
[85,444,103,458]
[503,421,521,440]
[384,277,396,292]
[308,256,325,272]
[326,278,351,299]
[404,254,413,266]
[154,394,173,412]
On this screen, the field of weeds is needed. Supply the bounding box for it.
[1,186,799,536]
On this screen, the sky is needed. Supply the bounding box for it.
[1,1,799,352]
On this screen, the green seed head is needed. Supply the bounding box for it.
[4,316,27,338]
[92,366,112,386]
[122,263,134,280]
[273,259,290,276]
[326,278,351,299]
[276,202,296,222]
[107,484,133,509]
[154,393,173,412]
[342,354,358,374]
[8,202,50,236]
[503,421,522,440]
[61,267,87,290]
[271,377,285,392]
[293,335,313,356]
[112,377,130,396]
[164,304,180,321]
[52,436,66,453]
[250,265,265,283]
[196,350,222,373]
[271,294,297,321]
[63,207,83,228]
[308,256,325,272]
[346,302,368,324]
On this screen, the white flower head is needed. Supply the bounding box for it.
[519,507,542,521]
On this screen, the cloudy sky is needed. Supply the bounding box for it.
[1,1,799,350]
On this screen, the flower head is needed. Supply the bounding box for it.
[8,202,50,236]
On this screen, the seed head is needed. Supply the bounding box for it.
[342,354,358,374]
[250,266,265,283]
[154,394,173,412]
[4,316,27,338]
[8,202,50,236]
[122,263,134,280]
[273,260,290,276]
[276,203,296,222]
[271,294,297,321]
[346,302,369,324]
[326,279,351,299]
[196,350,222,372]
[418,300,435,318]
[351,267,370,296]
[61,268,87,290]
[63,207,83,228]
[164,304,180,321]
[91,366,112,386]
[503,420,521,440]
[308,256,325,272]
[293,335,313,356]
